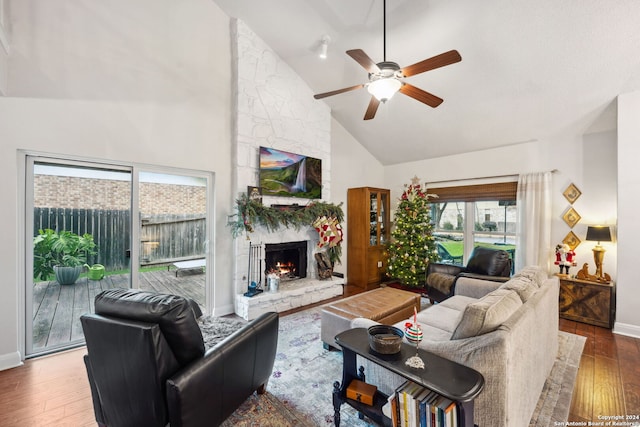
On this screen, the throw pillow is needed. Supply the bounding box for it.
[500,277,537,302]
[451,288,522,340]
[512,265,549,288]
[198,316,247,350]
[426,272,457,295]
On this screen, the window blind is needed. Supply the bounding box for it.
[426,182,517,202]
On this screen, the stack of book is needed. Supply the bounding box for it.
[382,380,458,427]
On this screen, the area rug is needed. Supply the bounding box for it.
[216,306,585,426]
[221,391,312,427]
[529,330,586,426]
[268,307,586,427]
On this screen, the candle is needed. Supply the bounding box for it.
[413,306,417,325]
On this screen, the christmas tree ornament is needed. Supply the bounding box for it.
[405,307,425,369]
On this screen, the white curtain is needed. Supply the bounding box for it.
[515,172,552,272]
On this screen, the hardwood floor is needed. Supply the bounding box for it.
[0,283,638,426]
[560,317,640,423]
[0,347,95,427]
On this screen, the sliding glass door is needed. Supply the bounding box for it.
[25,156,213,358]
[26,158,133,356]
[136,171,207,312]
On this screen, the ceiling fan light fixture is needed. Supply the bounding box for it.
[367,77,402,102]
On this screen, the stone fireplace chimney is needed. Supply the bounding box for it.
[230,20,343,320]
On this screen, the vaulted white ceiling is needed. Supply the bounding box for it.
[213,0,640,165]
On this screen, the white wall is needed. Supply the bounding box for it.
[330,118,385,276]
[616,90,640,338]
[0,0,9,95]
[0,0,233,369]
[384,130,625,328]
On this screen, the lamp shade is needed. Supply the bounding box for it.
[585,226,612,243]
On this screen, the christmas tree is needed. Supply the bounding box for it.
[386,177,439,287]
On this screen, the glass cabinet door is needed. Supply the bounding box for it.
[379,192,388,244]
[368,190,390,247]
[369,192,378,246]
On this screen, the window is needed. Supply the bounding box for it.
[428,182,517,271]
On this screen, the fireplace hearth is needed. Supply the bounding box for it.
[236,240,344,321]
[265,241,307,281]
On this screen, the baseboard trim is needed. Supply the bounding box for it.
[212,303,235,317]
[613,321,640,339]
[0,351,23,372]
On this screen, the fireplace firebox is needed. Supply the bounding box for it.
[264,241,307,281]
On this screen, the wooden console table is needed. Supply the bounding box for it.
[558,275,616,328]
[333,328,484,427]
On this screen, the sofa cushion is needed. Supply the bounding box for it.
[512,265,548,288]
[438,295,478,312]
[500,277,538,302]
[451,288,522,340]
[95,289,205,365]
[415,304,461,334]
[465,247,511,276]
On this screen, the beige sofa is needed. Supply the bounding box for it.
[352,265,559,427]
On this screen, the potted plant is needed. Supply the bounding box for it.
[33,229,97,285]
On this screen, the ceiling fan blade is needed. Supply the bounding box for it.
[313,84,365,100]
[364,96,380,120]
[400,50,462,77]
[347,49,381,74]
[399,83,444,108]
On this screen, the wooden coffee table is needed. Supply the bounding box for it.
[333,328,484,427]
[321,287,421,349]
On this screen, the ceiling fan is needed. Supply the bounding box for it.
[313,0,461,120]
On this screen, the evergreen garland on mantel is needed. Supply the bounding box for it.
[227,193,344,264]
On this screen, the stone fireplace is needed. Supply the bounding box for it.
[234,230,344,320]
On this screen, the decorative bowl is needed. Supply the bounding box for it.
[368,325,404,354]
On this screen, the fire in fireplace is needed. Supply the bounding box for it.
[264,241,307,281]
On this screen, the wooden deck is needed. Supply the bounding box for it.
[31,269,205,354]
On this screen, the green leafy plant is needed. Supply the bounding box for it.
[33,229,97,281]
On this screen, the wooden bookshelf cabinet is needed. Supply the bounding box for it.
[347,187,390,288]
[558,275,615,328]
[333,328,484,427]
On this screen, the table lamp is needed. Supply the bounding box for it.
[585,225,612,281]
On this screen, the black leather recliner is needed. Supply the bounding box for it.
[81,289,279,427]
[425,246,512,303]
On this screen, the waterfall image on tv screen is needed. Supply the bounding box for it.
[259,147,322,199]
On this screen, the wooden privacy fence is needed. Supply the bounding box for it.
[34,208,206,271]
[139,213,206,265]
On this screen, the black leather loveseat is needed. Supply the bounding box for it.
[81,289,279,427]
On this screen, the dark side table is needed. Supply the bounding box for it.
[558,275,615,328]
[333,328,484,427]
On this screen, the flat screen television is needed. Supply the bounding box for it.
[259,146,322,199]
